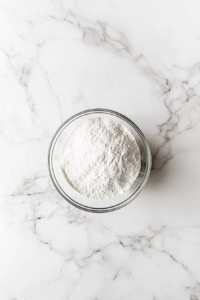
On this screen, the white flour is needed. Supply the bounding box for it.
[61,117,141,200]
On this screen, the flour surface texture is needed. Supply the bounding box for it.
[61,118,141,200]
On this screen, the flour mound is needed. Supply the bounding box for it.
[61,117,141,200]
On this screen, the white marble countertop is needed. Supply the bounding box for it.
[0,0,200,299]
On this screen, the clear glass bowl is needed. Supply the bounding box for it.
[48,109,151,213]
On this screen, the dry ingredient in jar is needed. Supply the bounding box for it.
[61,117,141,200]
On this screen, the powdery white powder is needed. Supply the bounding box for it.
[61,117,141,200]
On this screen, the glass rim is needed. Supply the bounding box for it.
[48,108,152,213]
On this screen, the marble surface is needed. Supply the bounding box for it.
[0,0,200,299]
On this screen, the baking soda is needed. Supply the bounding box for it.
[61,117,141,200]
